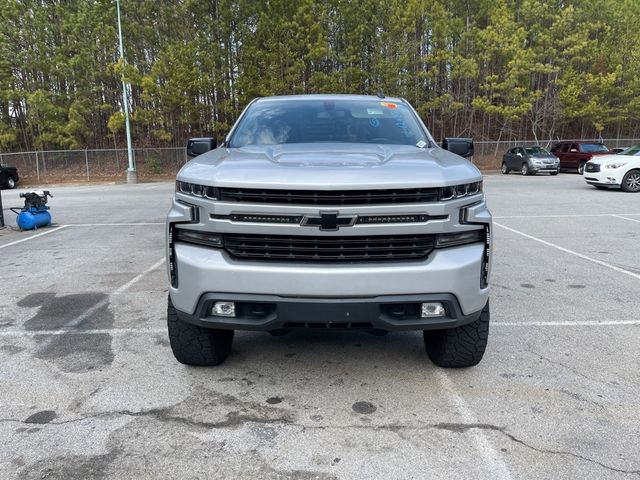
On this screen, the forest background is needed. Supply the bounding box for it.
[1,0,639,152]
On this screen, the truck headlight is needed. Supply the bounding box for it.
[176,181,219,199]
[440,181,483,200]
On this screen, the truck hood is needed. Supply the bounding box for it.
[177,143,481,189]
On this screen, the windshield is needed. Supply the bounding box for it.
[581,143,609,153]
[618,145,640,156]
[524,146,551,156]
[229,98,429,147]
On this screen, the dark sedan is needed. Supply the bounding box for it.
[501,146,560,176]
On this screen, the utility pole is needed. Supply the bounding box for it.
[116,0,137,184]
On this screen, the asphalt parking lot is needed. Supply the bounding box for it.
[0,174,639,480]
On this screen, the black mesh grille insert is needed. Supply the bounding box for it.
[218,187,439,205]
[223,234,435,261]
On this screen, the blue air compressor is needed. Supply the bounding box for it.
[10,191,53,230]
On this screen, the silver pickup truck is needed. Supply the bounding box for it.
[166,94,492,368]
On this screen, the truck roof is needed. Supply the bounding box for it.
[253,94,406,104]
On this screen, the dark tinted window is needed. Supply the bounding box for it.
[230,99,429,147]
[619,145,640,156]
[580,143,609,153]
[525,146,551,156]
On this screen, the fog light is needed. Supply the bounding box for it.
[421,302,445,318]
[212,301,235,317]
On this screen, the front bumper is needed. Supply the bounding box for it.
[175,292,484,331]
[584,169,622,188]
[167,194,492,330]
[530,164,559,173]
[169,241,489,322]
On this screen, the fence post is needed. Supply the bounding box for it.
[85,149,90,181]
[35,151,40,183]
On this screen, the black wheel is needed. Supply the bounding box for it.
[167,296,234,366]
[501,162,509,174]
[521,163,529,176]
[578,162,586,175]
[6,176,16,189]
[621,170,640,192]
[424,301,490,368]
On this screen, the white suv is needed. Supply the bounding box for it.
[584,145,640,192]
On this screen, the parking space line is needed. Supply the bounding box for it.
[436,370,513,480]
[0,328,166,337]
[494,320,640,326]
[65,223,164,227]
[494,213,640,219]
[494,222,640,280]
[0,225,68,250]
[31,258,165,345]
[613,215,640,224]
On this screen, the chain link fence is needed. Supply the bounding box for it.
[472,138,640,170]
[1,139,639,184]
[0,147,186,184]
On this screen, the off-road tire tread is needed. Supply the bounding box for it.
[167,296,233,366]
[424,302,490,368]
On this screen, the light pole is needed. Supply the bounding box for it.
[116,0,136,184]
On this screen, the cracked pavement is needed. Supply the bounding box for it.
[1,177,639,479]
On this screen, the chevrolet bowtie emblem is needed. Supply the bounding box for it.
[301,211,357,231]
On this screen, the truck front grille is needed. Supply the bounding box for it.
[585,163,600,173]
[218,187,439,205]
[223,234,435,261]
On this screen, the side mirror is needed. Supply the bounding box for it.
[187,137,217,158]
[442,137,474,158]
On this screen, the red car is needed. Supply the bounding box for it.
[550,141,611,174]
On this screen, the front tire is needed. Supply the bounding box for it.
[424,301,490,368]
[621,170,640,192]
[167,296,234,366]
[521,163,530,176]
[6,177,16,189]
[578,162,586,175]
[501,162,509,174]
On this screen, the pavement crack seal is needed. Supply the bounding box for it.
[421,422,640,477]
[526,347,633,397]
[5,413,639,476]
[496,427,640,476]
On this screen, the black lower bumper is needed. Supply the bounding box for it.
[584,179,619,188]
[174,293,484,332]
